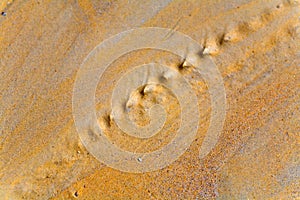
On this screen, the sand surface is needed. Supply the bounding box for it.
[0,0,299,199]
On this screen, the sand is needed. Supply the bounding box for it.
[0,0,299,199]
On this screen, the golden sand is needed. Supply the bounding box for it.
[0,0,299,199]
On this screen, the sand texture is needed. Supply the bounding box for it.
[0,0,299,199]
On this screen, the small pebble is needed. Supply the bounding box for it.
[137,157,142,162]
[74,191,79,198]
[181,60,192,68]
[202,46,218,55]
[143,84,156,94]
[1,12,7,16]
